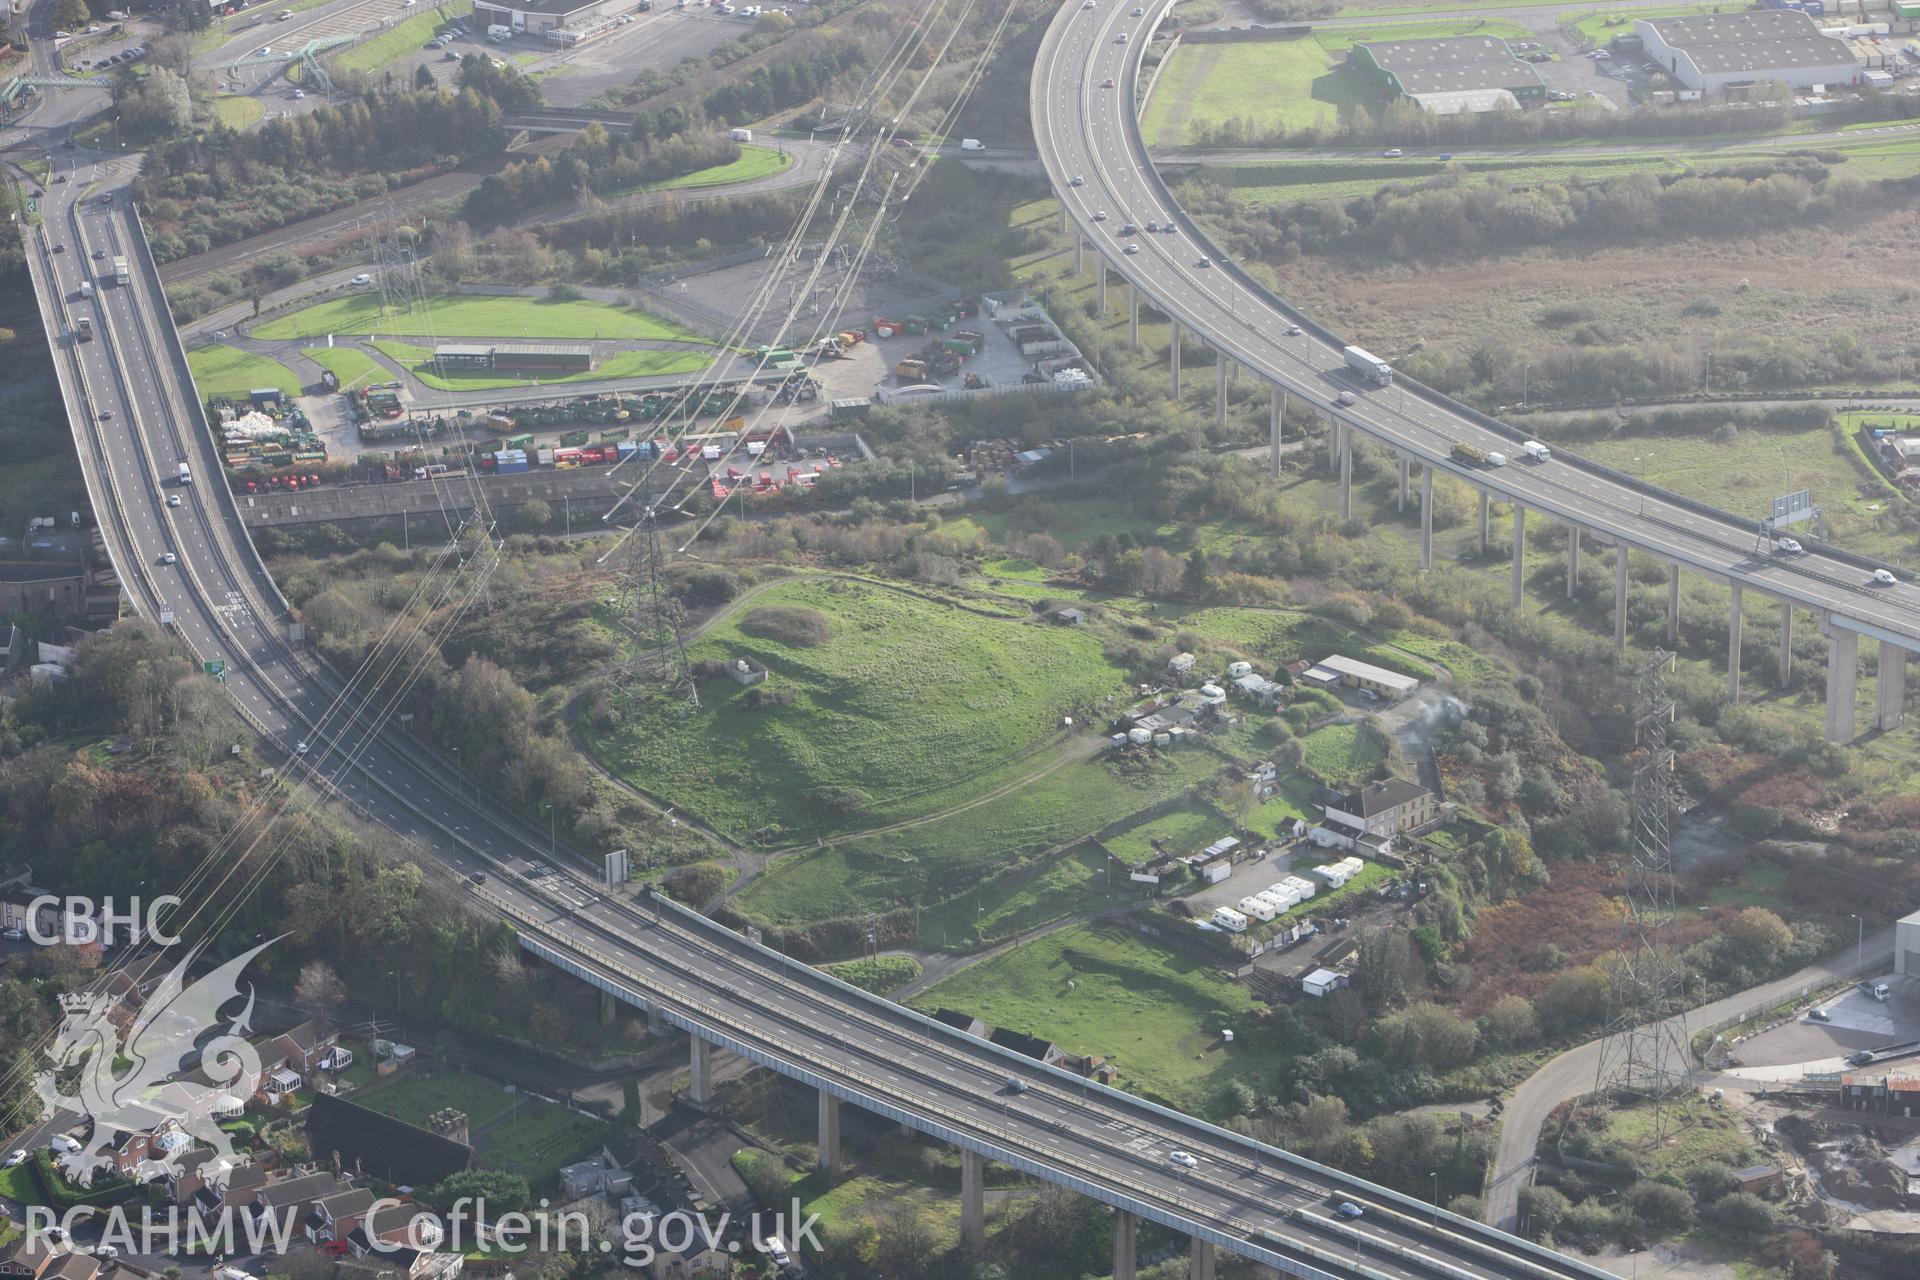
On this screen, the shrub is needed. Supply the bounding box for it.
[662,863,733,908]
[739,606,831,647]
[1706,1191,1778,1235]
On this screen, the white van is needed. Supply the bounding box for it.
[728,127,752,142]
[1483,451,1509,468]
[79,280,93,299]
[1521,440,1551,463]
[959,138,984,151]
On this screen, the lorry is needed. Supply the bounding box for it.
[1522,440,1551,463]
[895,356,929,381]
[1449,441,1484,466]
[112,256,130,286]
[1342,345,1391,387]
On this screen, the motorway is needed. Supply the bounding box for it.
[1033,0,1920,658]
[19,97,1623,1280]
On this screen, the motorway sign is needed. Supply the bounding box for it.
[202,659,225,683]
[1768,489,1815,528]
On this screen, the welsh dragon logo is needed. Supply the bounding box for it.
[33,939,277,1189]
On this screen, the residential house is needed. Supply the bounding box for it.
[345,1201,445,1258]
[306,1187,378,1243]
[1315,778,1442,854]
[306,1093,474,1188]
[1733,1164,1784,1196]
[0,1234,58,1280]
[1232,673,1282,707]
[272,1020,340,1075]
[0,888,57,937]
[0,865,30,894]
[251,1171,355,1233]
[648,1248,733,1279]
[1167,652,1197,681]
[988,1027,1066,1067]
[931,1009,986,1038]
[558,1153,634,1202]
[168,1148,260,1206]
[39,1256,99,1280]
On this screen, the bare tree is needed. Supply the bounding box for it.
[294,960,348,1017]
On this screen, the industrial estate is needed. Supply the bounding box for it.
[5,0,1920,1279]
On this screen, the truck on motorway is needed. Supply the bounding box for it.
[1343,345,1392,387]
[1450,441,1484,465]
[74,316,92,341]
[177,463,192,485]
[1522,440,1551,463]
[112,256,130,286]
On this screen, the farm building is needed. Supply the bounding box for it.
[1346,36,1546,112]
[431,343,597,374]
[1300,654,1420,700]
[473,0,626,34]
[1633,12,1862,94]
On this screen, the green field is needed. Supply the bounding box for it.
[1299,722,1385,788]
[253,292,706,343]
[619,144,793,195]
[915,843,1149,953]
[1168,606,1433,682]
[332,0,475,76]
[357,1071,519,1128]
[732,748,1222,926]
[586,578,1131,846]
[301,344,386,391]
[820,954,922,993]
[186,344,303,401]
[909,924,1270,1107]
[1213,152,1683,206]
[371,339,710,390]
[1102,800,1227,863]
[1142,36,1364,147]
[212,95,264,131]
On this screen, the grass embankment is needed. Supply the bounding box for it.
[820,955,922,994]
[332,0,475,77]
[909,923,1273,1108]
[254,292,705,343]
[620,144,793,195]
[587,577,1131,845]
[186,344,303,401]
[211,96,264,131]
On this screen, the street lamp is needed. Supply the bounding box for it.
[1852,913,1865,975]
[1430,1171,1439,1226]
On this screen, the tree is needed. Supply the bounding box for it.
[430,1169,530,1217]
[293,960,347,1015]
[54,0,88,29]
[1353,927,1423,1013]
[120,67,193,140]
[414,63,436,91]
[1705,1191,1777,1236]
[1627,1181,1694,1235]
[1182,548,1211,597]
[1518,1186,1570,1241]
[1481,994,1538,1051]
[1727,907,1792,966]
[1293,1094,1350,1154]
[1536,965,1610,1035]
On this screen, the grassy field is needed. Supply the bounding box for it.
[586,577,1131,845]
[212,95,264,131]
[357,1071,519,1128]
[301,344,387,391]
[254,292,705,343]
[1299,722,1385,788]
[909,923,1269,1108]
[371,339,710,390]
[622,144,793,195]
[1142,36,1365,147]
[915,842,1149,953]
[820,954,922,993]
[1169,606,1433,682]
[1212,152,1684,206]
[731,748,1222,926]
[472,1098,608,1189]
[1102,800,1227,863]
[332,0,474,76]
[185,344,303,401]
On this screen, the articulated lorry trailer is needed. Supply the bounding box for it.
[1343,345,1392,387]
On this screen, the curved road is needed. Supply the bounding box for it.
[1030,0,1920,764]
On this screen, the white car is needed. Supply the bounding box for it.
[1335,391,1356,407]
[161,552,177,565]
[1092,209,1106,221]
[296,741,310,755]
[168,494,182,507]
[1068,175,1084,187]
[1872,568,1898,586]
[1124,243,1140,255]
[1774,537,1802,556]
[761,1238,790,1267]
[1591,49,1611,60]
[3,1151,25,1168]
[1382,148,1403,158]
[1169,1150,1198,1169]
[1286,323,1302,335]
[349,272,372,285]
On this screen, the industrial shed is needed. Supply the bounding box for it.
[1633,11,1862,94]
[1347,35,1545,110]
[473,0,625,34]
[1897,906,1920,977]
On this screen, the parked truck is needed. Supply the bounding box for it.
[1343,345,1391,387]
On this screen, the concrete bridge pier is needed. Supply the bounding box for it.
[1129,285,1139,350]
[1269,387,1284,480]
[1338,426,1353,522]
[1058,202,1068,233]
[1879,640,1907,732]
[1825,626,1859,745]
[1478,490,1490,555]
[1420,468,1433,571]
[1327,414,1340,471]
[1667,563,1681,647]
[688,1037,713,1105]
[817,1091,841,1180]
[1567,529,1580,598]
[1615,547,1630,654]
[1171,321,1182,397]
[1780,601,1794,688]
[1097,261,1107,314]
[1215,357,1228,428]
[1073,231,1083,275]
[1397,457,1409,513]
[1511,506,1526,609]
[1728,584,1743,704]
[961,1150,985,1250]
[1189,1237,1216,1280]
[1114,1210,1138,1280]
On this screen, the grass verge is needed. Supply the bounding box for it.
[185,344,303,401]
[253,291,705,343]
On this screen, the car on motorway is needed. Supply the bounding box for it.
[1335,391,1356,406]
[1118,223,1136,235]
[1383,148,1403,157]
[160,552,176,565]
[1068,175,1084,186]
[52,243,65,253]
[1092,209,1106,220]
[1774,537,1802,556]
[98,408,111,419]
[1130,4,1143,12]
[1143,220,1158,233]
[1005,1075,1027,1093]
[1286,323,1302,335]
[1114,32,1128,43]
[1124,243,1140,255]
[54,174,68,183]
[296,741,310,755]
[1169,1150,1198,1169]
[1873,568,1899,586]
[1102,76,1115,87]
[168,494,182,507]
[1194,256,1210,268]
[92,249,105,259]
[1336,1202,1365,1219]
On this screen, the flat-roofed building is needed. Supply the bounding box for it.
[1347,35,1545,110]
[1634,11,1862,94]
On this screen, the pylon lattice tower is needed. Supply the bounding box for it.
[610,506,698,711]
[1592,648,1692,1130]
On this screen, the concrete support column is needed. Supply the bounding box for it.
[1189,1237,1217,1280]
[1073,231,1083,275]
[1114,1210,1138,1280]
[1269,387,1283,480]
[1327,414,1340,471]
[1567,529,1582,599]
[1667,563,1681,647]
[817,1090,841,1180]
[1128,285,1139,350]
[1058,202,1067,233]
[1215,357,1228,428]
[1510,506,1526,609]
[1615,546,1630,654]
[1727,584,1743,704]
[1478,490,1490,555]
[1339,426,1353,522]
[1780,600,1794,688]
[1420,468,1433,572]
[1170,321,1182,397]
[1397,457,1410,513]
[961,1150,985,1251]
[688,1037,713,1105]
[1826,627,1859,746]
[599,990,616,1025]
[1878,640,1907,732]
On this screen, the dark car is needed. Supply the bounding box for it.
[1808,1008,1831,1022]
[1849,1050,1876,1066]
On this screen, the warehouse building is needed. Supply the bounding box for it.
[472,0,628,35]
[1897,907,1920,977]
[1346,35,1546,113]
[431,344,597,374]
[1633,11,1862,95]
